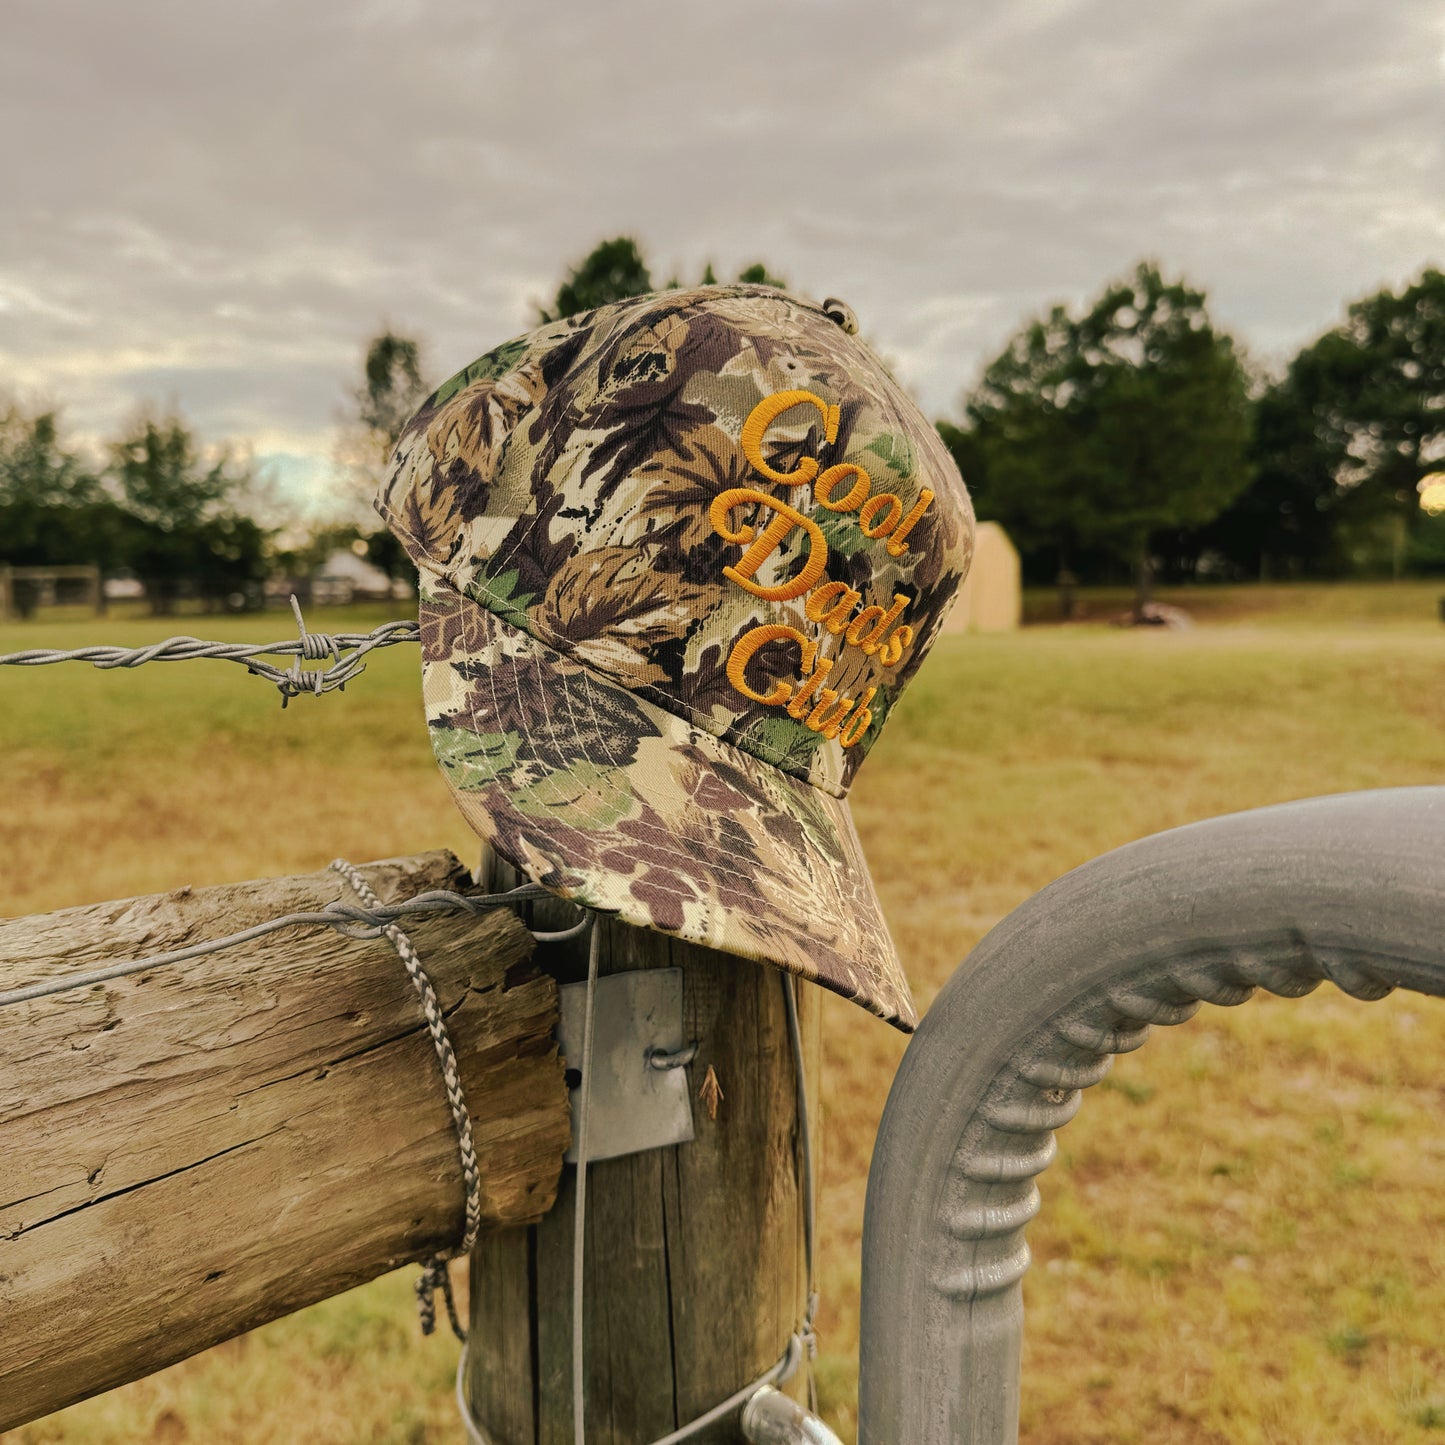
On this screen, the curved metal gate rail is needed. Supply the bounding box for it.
[859,787,1445,1444]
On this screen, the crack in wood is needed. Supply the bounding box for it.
[12,1129,287,1238]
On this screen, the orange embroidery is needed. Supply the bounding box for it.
[739,389,840,487]
[726,624,815,705]
[814,462,871,513]
[785,651,834,719]
[878,624,913,668]
[715,388,937,742]
[723,629,874,748]
[845,594,909,654]
[804,579,862,634]
[805,687,857,739]
[858,491,904,538]
[838,687,877,747]
[886,488,934,556]
[710,488,829,602]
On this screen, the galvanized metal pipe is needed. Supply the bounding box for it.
[858,787,1445,1444]
[741,1385,846,1444]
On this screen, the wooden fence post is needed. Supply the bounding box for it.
[467,852,823,1445]
[0,851,570,1433]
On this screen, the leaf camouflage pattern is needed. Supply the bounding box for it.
[379,283,974,1030]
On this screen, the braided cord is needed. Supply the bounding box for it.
[328,859,482,1341]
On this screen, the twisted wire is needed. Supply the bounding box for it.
[0,881,573,1009]
[0,594,420,706]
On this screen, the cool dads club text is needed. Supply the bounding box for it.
[710,388,935,750]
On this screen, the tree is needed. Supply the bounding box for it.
[0,403,265,615]
[941,301,1098,600]
[0,405,139,617]
[335,329,433,571]
[354,332,429,464]
[0,405,104,564]
[736,261,787,289]
[1251,269,1445,578]
[542,237,654,322]
[1190,376,1348,580]
[951,262,1253,612]
[107,411,266,613]
[1408,509,1445,575]
[540,238,788,322]
[1191,270,1445,581]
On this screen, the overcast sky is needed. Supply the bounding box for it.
[4,0,1443,514]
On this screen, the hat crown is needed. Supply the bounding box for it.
[378,284,974,798]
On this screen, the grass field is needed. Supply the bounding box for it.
[3,583,1443,1444]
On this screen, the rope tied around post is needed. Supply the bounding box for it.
[328,859,484,1343]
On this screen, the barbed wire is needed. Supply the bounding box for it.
[0,595,420,706]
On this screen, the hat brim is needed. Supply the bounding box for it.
[418,579,917,1031]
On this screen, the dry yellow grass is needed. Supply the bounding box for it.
[3,586,1443,1443]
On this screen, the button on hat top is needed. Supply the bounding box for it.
[377,283,974,1030]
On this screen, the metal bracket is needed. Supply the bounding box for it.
[557,967,695,1163]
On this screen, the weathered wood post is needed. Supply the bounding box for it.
[0,851,571,1433]
[466,852,823,1445]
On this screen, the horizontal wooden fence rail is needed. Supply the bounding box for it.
[0,852,571,1432]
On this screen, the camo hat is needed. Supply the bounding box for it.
[377,284,973,1030]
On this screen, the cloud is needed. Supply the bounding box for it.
[2,0,1442,499]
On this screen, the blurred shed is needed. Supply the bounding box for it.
[946,521,1021,633]
[310,548,409,605]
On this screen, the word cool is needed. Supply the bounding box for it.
[711,388,935,749]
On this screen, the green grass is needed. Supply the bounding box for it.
[4,584,1443,1444]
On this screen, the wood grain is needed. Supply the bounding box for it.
[467,852,823,1444]
[0,852,570,1432]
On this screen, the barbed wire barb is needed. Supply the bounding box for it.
[0,595,420,705]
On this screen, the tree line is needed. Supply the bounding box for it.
[940,261,1445,609]
[3,237,1442,616]
[0,409,268,614]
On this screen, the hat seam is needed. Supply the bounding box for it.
[479,289,841,591]
[460,575,851,800]
[443,585,880,900]
[374,494,439,575]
